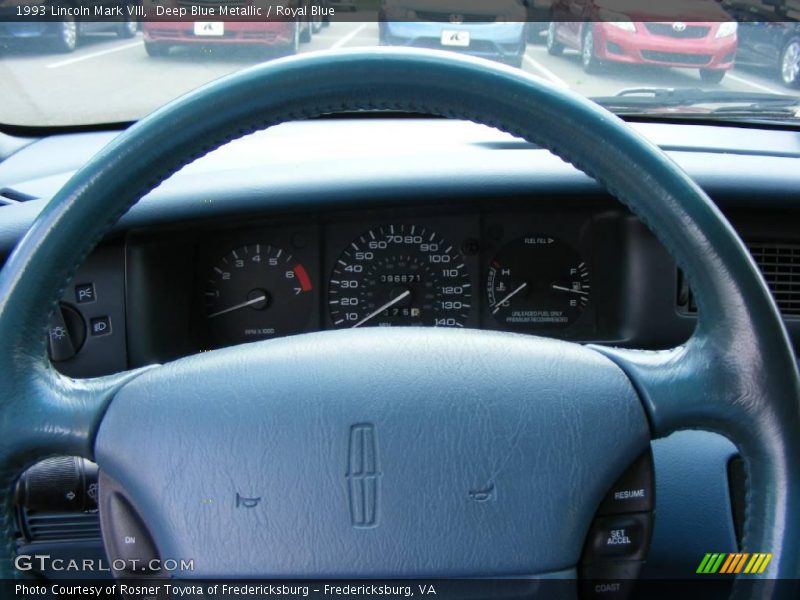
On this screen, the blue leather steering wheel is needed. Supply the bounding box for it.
[0,49,798,591]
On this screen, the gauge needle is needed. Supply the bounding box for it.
[352,290,412,328]
[492,282,528,314]
[551,284,588,296]
[207,295,267,319]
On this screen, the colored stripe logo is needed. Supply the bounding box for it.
[696,553,773,574]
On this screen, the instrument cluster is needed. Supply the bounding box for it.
[194,208,601,350]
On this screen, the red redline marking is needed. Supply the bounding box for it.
[294,264,312,292]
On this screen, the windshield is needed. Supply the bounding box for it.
[1,0,799,127]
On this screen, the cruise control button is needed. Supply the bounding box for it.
[587,514,651,561]
[599,451,654,515]
[581,561,642,600]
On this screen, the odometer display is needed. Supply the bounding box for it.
[329,225,471,328]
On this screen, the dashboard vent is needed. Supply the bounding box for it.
[19,509,101,543]
[678,241,800,317]
[749,242,800,317]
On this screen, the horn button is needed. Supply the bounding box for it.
[95,329,651,578]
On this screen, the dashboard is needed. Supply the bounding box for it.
[2,119,799,380]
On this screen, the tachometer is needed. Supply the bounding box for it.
[204,244,313,347]
[329,225,471,328]
[487,235,590,329]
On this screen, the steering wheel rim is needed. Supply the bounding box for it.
[0,48,797,590]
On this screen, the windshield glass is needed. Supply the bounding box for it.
[1,0,799,127]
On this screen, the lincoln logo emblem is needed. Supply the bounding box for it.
[346,423,381,528]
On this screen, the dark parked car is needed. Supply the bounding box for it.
[523,0,552,41]
[735,20,800,87]
[0,1,139,53]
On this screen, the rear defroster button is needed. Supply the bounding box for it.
[587,514,651,561]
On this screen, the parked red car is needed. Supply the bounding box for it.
[546,15,737,83]
[141,0,313,57]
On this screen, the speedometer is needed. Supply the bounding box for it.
[328,225,471,328]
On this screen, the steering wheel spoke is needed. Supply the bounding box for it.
[1,366,151,462]
[591,327,800,450]
[591,332,800,582]
[589,339,729,437]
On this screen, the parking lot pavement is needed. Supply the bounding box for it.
[0,21,795,127]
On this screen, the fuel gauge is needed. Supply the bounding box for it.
[487,235,590,329]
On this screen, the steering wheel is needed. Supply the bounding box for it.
[0,49,797,593]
